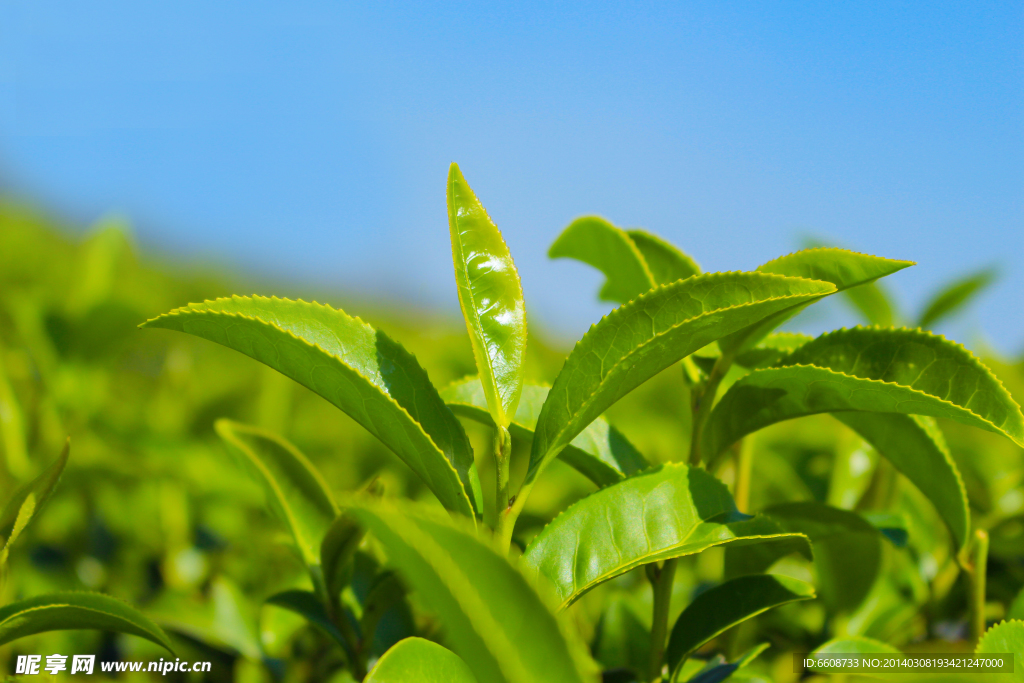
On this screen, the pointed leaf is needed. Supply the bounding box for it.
[216,420,337,570]
[443,378,647,487]
[366,637,478,683]
[265,589,351,656]
[835,413,969,550]
[705,328,1024,462]
[522,464,811,608]
[0,439,69,540]
[625,229,700,284]
[447,164,528,428]
[665,575,815,676]
[345,498,598,683]
[720,248,913,353]
[918,268,997,329]
[549,216,654,304]
[0,592,174,653]
[528,273,835,487]
[142,296,477,516]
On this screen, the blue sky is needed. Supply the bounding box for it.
[1,2,1021,353]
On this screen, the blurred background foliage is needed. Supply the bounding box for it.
[0,199,1021,681]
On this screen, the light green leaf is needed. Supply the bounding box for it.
[835,413,969,550]
[0,493,34,567]
[215,420,337,570]
[549,216,654,304]
[0,592,174,653]
[442,378,647,487]
[977,620,1024,683]
[345,498,598,683]
[625,229,701,284]
[528,273,835,488]
[704,328,1024,462]
[366,637,478,683]
[1009,588,1024,621]
[719,248,913,353]
[0,439,69,542]
[755,503,881,613]
[918,268,997,329]
[843,281,897,327]
[141,296,477,516]
[522,464,811,608]
[665,575,814,677]
[447,163,528,429]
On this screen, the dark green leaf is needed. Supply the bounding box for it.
[705,328,1024,462]
[447,163,527,429]
[665,575,814,677]
[549,216,654,304]
[265,590,351,656]
[360,570,406,652]
[0,592,174,653]
[593,597,649,675]
[321,479,382,600]
[443,378,647,487]
[625,229,701,284]
[142,296,478,516]
[215,420,337,570]
[366,637,478,682]
[918,268,997,329]
[522,464,811,607]
[345,498,598,683]
[527,273,835,490]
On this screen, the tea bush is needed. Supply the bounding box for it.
[0,165,1022,681]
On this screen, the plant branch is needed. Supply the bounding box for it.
[970,528,989,643]
[492,426,514,551]
[647,559,677,681]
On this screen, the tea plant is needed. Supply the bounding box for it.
[135,163,1024,682]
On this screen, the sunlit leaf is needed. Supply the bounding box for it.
[0,592,174,653]
[918,268,997,330]
[142,296,478,516]
[0,439,69,542]
[447,163,527,428]
[366,637,478,683]
[549,216,654,304]
[522,464,810,607]
[976,620,1024,683]
[528,273,835,489]
[625,229,700,284]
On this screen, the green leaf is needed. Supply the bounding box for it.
[918,268,997,329]
[704,328,1024,462]
[321,479,382,601]
[625,229,701,284]
[756,502,882,613]
[265,590,351,656]
[1009,588,1024,621]
[442,378,647,487]
[977,620,1024,683]
[0,592,174,653]
[719,248,913,353]
[549,216,654,304]
[0,493,34,567]
[0,439,69,541]
[142,296,477,516]
[843,281,896,327]
[345,498,598,683]
[522,464,811,608]
[360,570,407,652]
[215,420,337,570]
[366,637,478,683]
[593,597,649,675]
[528,273,835,488]
[665,575,814,677]
[835,413,969,550]
[734,333,813,369]
[447,163,528,429]
[808,637,901,676]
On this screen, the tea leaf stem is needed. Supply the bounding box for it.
[647,558,678,681]
[970,528,989,643]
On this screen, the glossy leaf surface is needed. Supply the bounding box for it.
[216,420,337,568]
[665,575,814,676]
[142,296,477,516]
[705,328,1024,459]
[522,464,810,607]
[836,413,969,550]
[625,229,700,284]
[447,163,527,428]
[0,592,174,652]
[529,273,835,485]
[549,216,654,304]
[918,268,997,329]
[366,637,478,683]
[719,248,913,353]
[346,498,597,683]
[0,439,69,540]
[442,378,646,487]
